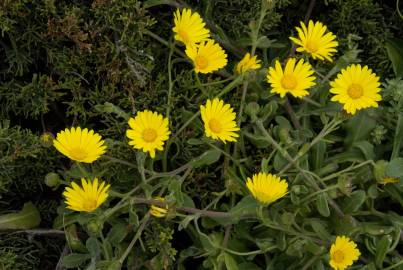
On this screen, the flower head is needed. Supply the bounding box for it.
[126,110,170,158]
[149,197,168,218]
[53,127,107,163]
[236,53,262,74]
[173,8,210,46]
[329,236,361,270]
[267,58,316,98]
[290,20,338,61]
[330,64,381,115]
[185,40,227,74]
[63,178,110,212]
[200,98,239,143]
[246,173,288,205]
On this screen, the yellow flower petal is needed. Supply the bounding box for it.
[126,110,171,158]
[200,98,239,143]
[329,236,361,270]
[185,40,227,74]
[246,172,288,205]
[53,127,107,163]
[63,178,110,212]
[329,64,381,115]
[290,20,338,61]
[173,8,210,46]
[267,58,316,98]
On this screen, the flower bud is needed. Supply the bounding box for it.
[245,102,260,122]
[149,197,168,218]
[40,132,54,147]
[373,160,387,182]
[45,172,61,187]
[87,219,104,235]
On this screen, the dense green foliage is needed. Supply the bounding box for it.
[1,0,403,269]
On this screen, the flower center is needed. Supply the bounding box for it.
[332,250,345,263]
[347,84,363,99]
[69,147,87,161]
[83,199,97,212]
[209,119,222,133]
[178,29,189,43]
[306,41,318,53]
[142,128,157,143]
[281,75,298,90]
[195,55,209,69]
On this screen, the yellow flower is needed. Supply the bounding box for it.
[379,177,399,185]
[185,40,228,74]
[236,53,262,74]
[290,20,338,62]
[149,197,168,218]
[330,64,381,115]
[246,173,288,205]
[63,178,110,212]
[329,236,361,270]
[53,127,107,163]
[200,98,239,143]
[126,110,170,158]
[267,58,316,98]
[173,8,210,46]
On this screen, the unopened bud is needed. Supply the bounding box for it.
[45,172,61,187]
[40,132,54,147]
[87,219,104,235]
[149,197,168,218]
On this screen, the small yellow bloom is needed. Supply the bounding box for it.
[330,64,381,115]
[126,110,170,158]
[185,40,228,74]
[246,172,288,205]
[236,53,262,74]
[173,8,210,46]
[200,98,239,143]
[63,178,110,212]
[53,127,107,163]
[149,197,168,218]
[290,20,338,62]
[267,58,316,98]
[329,236,361,270]
[379,177,399,185]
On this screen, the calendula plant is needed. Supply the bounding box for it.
[1,0,403,269]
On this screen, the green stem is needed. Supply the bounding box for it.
[384,260,403,270]
[170,76,242,141]
[100,232,111,260]
[119,214,150,265]
[391,113,403,160]
[75,162,90,178]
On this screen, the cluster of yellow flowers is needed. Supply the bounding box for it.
[50,8,368,270]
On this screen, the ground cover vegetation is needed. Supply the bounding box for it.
[0,0,403,269]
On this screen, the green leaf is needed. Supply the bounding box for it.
[62,254,91,268]
[311,141,326,170]
[386,158,403,178]
[342,191,366,213]
[316,194,330,217]
[190,149,221,168]
[344,111,376,146]
[94,102,129,120]
[386,38,403,78]
[0,202,40,230]
[384,185,403,207]
[224,253,239,270]
[86,237,100,258]
[308,219,331,240]
[352,141,375,160]
[107,223,128,246]
[229,196,258,222]
[375,235,392,268]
